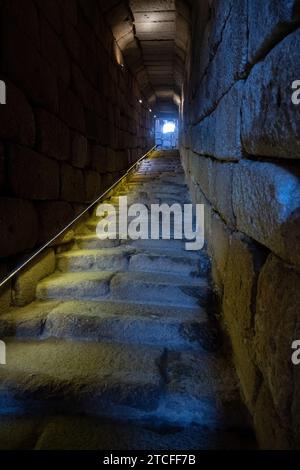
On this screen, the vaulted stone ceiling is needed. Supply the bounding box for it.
[100,0,191,117]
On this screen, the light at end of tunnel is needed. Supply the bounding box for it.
[163,121,176,134]
[139,99,143,104]
[149,108,152,112]
[154,115,157,118]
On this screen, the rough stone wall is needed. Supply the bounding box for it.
[0,0,154,285]
[180,0,300,449]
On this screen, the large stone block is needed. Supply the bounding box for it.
[255,254,300,433]
[223,233,266,337]
[40,16,71,84]
[222,233,266,411]
[242,29,300,160]
[187,151,212,199]
[84,170,102,203]
[0,198,38,257]
[248,0,300,63]
[0,15,58,112]
[63,21,81,62]
[0,78,35,146]
[191,82,244,161]
[59,85,85,133]
[8,145,60,200]
[0,264,11,315]
[232,160,300,266]
[60,164,85,202]
[210,161,235,228]
[254,382,291,450]
[12,249,55,307]
[36,109,70,161]
[193,0,248,122]
[71,132,89,168]
[34,0,62,34]
[90,144,107,173]
[35,201,74,244]
[85,109,103,142]
[208,213,231,296]
[1,0,40,45]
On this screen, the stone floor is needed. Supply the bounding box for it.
[0,150,256,450]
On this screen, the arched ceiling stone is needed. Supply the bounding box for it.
[104,0,191,116]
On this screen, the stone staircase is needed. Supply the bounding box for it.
[0,150,256,450]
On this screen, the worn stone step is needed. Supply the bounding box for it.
[0,413,256,450]
[0,339,164,416]
[44,301,214,350]
[0,300,218,351]
[36,271,210,306]
[75,235,121,250]
[33,415,255,450]
[36,272,113,301]
[56,248,134,273]
[56,248,205,277]
[110,272,211,307]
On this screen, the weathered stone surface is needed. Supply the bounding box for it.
[186,152,235,228]
[0,339,163,413]
[12,249,56,307]
[36,272,114,301]
[208,214,231,296]
[186,151,212,200]
[84,170,101,202]
[36,109,70,161]
[110,272,209,307]
[255,254,300,433]
[242,29,300,160]
[1,0,40,45]
[40,16,71,84]
[0,415,42,450]
[0,79,35,146]
[223,233,266,338]
[193,0,248,122]
[71,132,89,168]
[0,264,11,314]
[210,161,235,228]
[248,0,300,63]
[60,164,85,202]
[34,0,62,34]
[254,382,291,450]
[0,198,38,257]
[90,144,107,173]
[8,145,60,200]
[0,15,58,112]
[222,233,266,411]
[35,201,74,245]
[191,82,244,161]
[59,85,85,133]
[233,160,300,266]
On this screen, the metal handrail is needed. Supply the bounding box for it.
[0,145,158,288]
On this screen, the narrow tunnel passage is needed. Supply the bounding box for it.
[0,0,300,453]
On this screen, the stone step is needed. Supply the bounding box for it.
[36,271,210,306]
[43,301,215,350]
[75,235,121,250]
[32,415,255,450]
[0,413,256,450]
[110,272,211,307]
[0,340,244,429]
[56,248,133,273]
[56,248,205,277]
[0,339,164,416]
[36,272,113,301]
[0,300,218,350]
